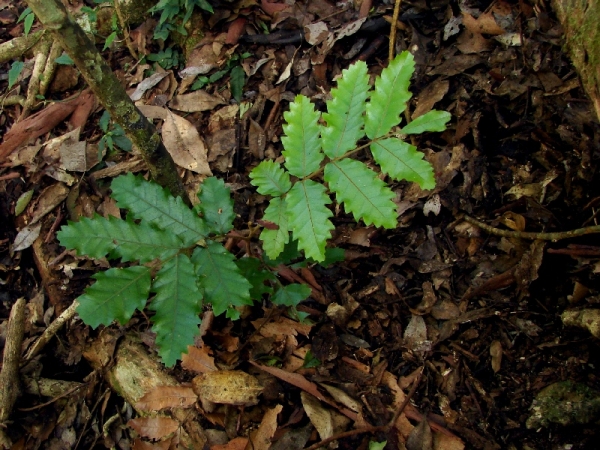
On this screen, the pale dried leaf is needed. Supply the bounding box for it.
[13,223,42,252]
[490,340,503,373]
[407,418,433,450]
[404,314,429,351]
[131,72,169,101]
[192,370,262,406]
[304,22,329,46]
[135,386,197,411]
[321,384,362,413]
[301,391,334,440]
[162,111,212,175]
[127,416,179,440]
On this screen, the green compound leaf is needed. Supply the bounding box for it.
[261,197,290,260]
[370,138,435,190]
[57,215,183,263]
[282,95,324,178]
[236,257,276,300]
[197,177,235,235]
[272,283,311,307]
[192,241,253,317]
[150,254,203,367]
[324,159,397,228]
[400,110,452,135]
[322,61,369,158]
[76,266,151,328]
[365,51,415,139]
[286,180,334,262]
[111,173,207,246]
[249,160,292,196]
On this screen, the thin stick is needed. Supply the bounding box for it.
[24,300,79,361]
[389,0,403,61]
[464,215,600,241]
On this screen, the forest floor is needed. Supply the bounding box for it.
[2,0,600,449]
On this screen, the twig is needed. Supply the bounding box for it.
[0,298,26,448]
[464,215,600,241]
[24,300,79,361]
[389,0,403,61]
[387,366,423,429]
[304,366,424,450]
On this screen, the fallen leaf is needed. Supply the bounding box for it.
[404,314,429,352]
[13,223,42,252]
[212,437,248,450]
[130,72,170,101]
[127,416,179,440]
[301,391,334,440]
[192,370,262,406]
[135,386,197,411]
[181,346,218,374]
[248,404,283,450]
[30,183,70,225]
[406,418,433,450]
[162,111,212,175]
[169,90,225,113]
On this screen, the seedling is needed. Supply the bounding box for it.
[249,51,450,261]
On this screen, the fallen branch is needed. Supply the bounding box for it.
[0,298,26,448]
[464,215,600,240]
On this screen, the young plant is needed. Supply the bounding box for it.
[149,0,213,41]
[57,175,311,366]
[249,51,450,261]
[98,110,133,154]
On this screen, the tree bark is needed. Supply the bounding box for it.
[25,0,186,198]
[552,0,600,122]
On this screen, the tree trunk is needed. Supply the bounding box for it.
[25,0,186,199]
[552,0,600,122]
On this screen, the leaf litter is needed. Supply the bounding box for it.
[2,0,600,448]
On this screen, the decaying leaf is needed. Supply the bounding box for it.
[192,370,262,406]
[127,416,179,440]
[181,346,218,374]
[248,404,283,450]
[161,111,212,175]
[135,386,197,411]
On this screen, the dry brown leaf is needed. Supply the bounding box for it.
[250,361,357,420]
[135,386,197,411]
[181,346,218,374]
[0,95,80,161]
[490,340,503,373]
[30,183,70,225]
[132,438,172,449]
[213,437,248,450]
[407,418,433,450]
[192,370,262,406]
[162,111,212,175]
[412,79,450,119]
[226,17,247,45]
[461,12,505,35]
[433,431,465,450]
[127,416,179,440]
[247,404,283,450]
[169,90,225,113]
